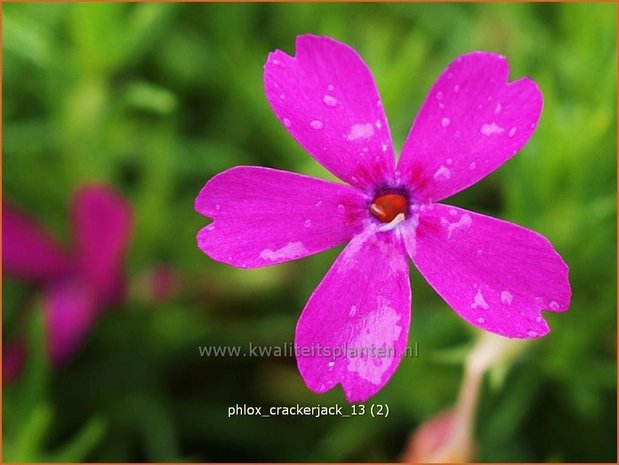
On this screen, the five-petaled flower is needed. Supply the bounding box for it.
[2,186,132,381]
[195,35,571,402]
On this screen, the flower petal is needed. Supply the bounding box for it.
[196,166,368,268]
[398,52,542,202]
[43,279,100,365]
[295,227,411,402]
[72,186,132,300]
[406,204,570,338]
[264,34,395,190]
[2,201,68,281]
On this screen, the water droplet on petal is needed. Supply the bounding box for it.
[441,117,450,128]
[477,317,485,324]
[453,84,460,93]
[471,288,489,310]
[481,122,505,136]
[500,290,513,305]
[215,204,221,211]
[436,91,444,100]
[433,165,451,180]
[310,120,323,130]
[469,162,476,170]
[323,95,338,107]
[337,204,345,212]
[283,117,291,128]
[346,123,374,141]
[509,127,517,137]
[327,84,334,91]
[527,330,538,338]
[304,219,312,228]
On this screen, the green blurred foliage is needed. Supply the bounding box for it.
[2,2,616,462]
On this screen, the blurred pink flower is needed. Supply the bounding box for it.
[3,186,132,379]
[132,265,180,304]
[402,408,475,463]
[402,333,523,462]
[2,340,27,383]
[195,35,571,401]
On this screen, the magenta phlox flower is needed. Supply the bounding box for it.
[195,35,571,401]
[3,185,132,380]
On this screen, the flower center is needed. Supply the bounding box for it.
[370,193,408,223]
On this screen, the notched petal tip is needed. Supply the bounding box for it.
[300,367,384,404]
[504,315,550,340]
[264,49,290,70]
[508,75,544,122]
[343,388,371,404]
[266,35,361,68]
[265,34,329,62]
[194,165,254,217]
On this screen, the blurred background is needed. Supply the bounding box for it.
[2,2,616,462]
